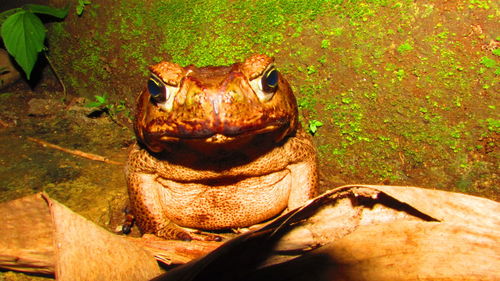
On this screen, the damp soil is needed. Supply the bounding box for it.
[0,78,134,232]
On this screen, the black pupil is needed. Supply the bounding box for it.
[147,78,163,97]
[265,69,278,88]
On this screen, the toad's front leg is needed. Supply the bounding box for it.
[127,172,220,241]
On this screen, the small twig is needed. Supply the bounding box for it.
[27,137,123,165]
[43,52,66,97]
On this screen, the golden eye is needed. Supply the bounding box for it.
[262,67,279,92]
[249,64,279,102]
[147,76,168,103]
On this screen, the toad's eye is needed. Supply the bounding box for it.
[250,65,279,102]
[262,67,279,93]
[147,76,168,103]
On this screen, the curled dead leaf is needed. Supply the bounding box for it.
[155,185,500,281]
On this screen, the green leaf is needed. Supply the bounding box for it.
[85,94,108,108]
[76,0,92,16]
[308,120,323,135]
[1,11,46,79]
[0,8,22,26]
[85,101,103,108]
[24,4,69,19]
[76,5,84,16]
[95,95,106,103]
[492,48,500,57]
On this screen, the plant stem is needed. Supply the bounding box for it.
[43,51,66,97]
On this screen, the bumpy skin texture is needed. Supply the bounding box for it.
[125,54,318,240]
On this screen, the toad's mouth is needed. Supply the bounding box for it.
[164,130,284,157]
[154,120,293,146]
[149,115,292,141]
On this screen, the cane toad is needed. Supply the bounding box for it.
[125,54,318,240]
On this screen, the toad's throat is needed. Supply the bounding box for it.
[154,169,292,229]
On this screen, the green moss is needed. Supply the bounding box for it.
[483,118,500,133]
[467,0,492,9]
[397,41,414,53]
[306,65,318,75]
[480,56,497,68]
[321,39,331,49]
[436,31,449,39]
[395,69,405,81]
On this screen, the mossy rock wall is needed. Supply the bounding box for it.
[46,0,499,199]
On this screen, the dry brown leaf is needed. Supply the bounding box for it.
[0,194,166,280]
[370,185,500,227]
[0,193,55,274]
[248,221,500,281]
[130,235,221,265]
[43,193,162,281]
[2,186,499,281]
[155,185,500,281]
[0,193,222,280]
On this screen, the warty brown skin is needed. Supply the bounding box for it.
[125,54,318,240]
